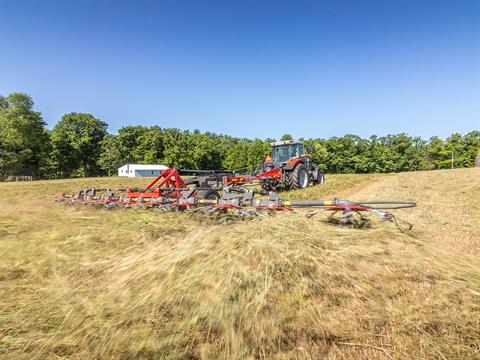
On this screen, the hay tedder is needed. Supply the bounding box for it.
[56,167,416,229]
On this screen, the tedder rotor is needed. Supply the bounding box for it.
[56,167,416,230]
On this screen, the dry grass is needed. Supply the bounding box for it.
[0,169,479,359]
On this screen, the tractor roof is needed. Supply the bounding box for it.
[270,140,304,147]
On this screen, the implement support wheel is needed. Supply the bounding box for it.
[197,189,221,200]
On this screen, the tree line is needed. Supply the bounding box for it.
[1,93,479,179]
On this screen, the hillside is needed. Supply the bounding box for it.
[0,169,479,359]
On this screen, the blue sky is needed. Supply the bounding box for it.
[0,0,479,139]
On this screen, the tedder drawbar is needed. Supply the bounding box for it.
[56,167,416,230]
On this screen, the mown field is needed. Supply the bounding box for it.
[0,169,479,359]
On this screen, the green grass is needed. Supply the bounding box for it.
[0,169,479,359]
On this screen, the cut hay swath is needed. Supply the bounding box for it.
[56,168,416,230]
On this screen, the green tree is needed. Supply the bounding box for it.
[4,92,478,179]
[98,135,123,176]
[322,135,360,173]
[462,131,480,167]
[425,136,447,169]
[247,139,270,173]
[445,133,463,169]
[51,113,108,177]
[134,126,164,164]
[0,93,50,178]
[117,126,149,164]
[304,139,329,171]
[161,128,195,168]
[191,132,223,170]
[223,140,250,171]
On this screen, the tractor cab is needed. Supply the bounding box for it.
[269,140,305,165]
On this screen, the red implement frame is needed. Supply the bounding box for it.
[226,167,282,184]
[126,168,186,199]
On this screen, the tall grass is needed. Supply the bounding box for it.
[0,170,479,359]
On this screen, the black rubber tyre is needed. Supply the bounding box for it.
[260,180,272,191]
[288,163,309,189]
[197,189,220,200]
[315,169,325,185]
[260,179,279,191]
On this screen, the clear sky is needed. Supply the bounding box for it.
[1,0,479,139]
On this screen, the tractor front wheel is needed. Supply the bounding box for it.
[288,164,309,189]
[315,169,325,185]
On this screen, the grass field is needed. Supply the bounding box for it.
[0,169,479,359]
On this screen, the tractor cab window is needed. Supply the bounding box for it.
[289,143,304,159]
[272,146,289,163]
[272,143,304,163]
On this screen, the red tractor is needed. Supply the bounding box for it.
[182,140,325,194]
[256,140,324,191]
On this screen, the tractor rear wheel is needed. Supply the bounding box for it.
[288,163,309,189]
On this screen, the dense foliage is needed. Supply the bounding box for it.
[0,93,479,179]
[0,93,50,178]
